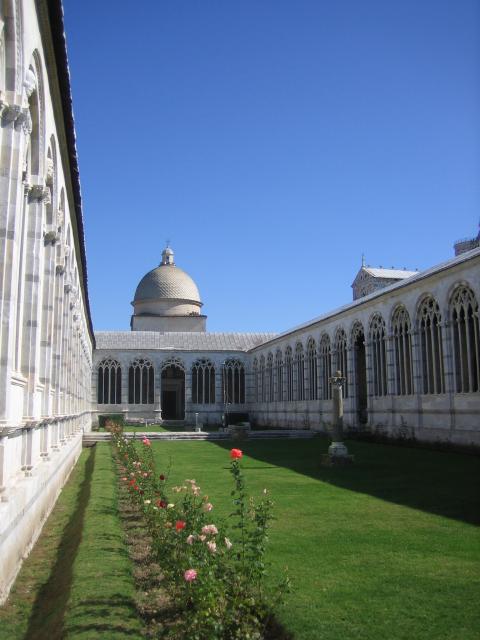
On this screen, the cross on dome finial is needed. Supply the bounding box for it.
[161,243,175,266]
[361,253,366,267]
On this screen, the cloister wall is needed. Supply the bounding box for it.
[0,0,93,602]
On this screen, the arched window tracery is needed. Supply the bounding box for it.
[97,358,121,404]
[252,358,258,403]
[222,359,245,404]
[319,334,332,400]
[369,314,388,396]
[417,296,444,394]
[275,349,283,401]
[333,329,348,398]
[450,286,480,393]
[295,342,305,401]
[266,353,274,402]
[391,306,413,395]
[307,338,318,401]
[128,357,154,404]
[191,359,215,404]
[259,355,266,402]
[285,346,294,401]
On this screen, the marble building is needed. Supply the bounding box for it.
[94,245,480,447]
[1,0,480,606]
[0,0,93,602]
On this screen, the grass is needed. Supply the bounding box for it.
[149,437,480,640]
[0,444,143,640]
[1,438,478,639]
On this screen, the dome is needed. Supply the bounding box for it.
[133,264,201,304]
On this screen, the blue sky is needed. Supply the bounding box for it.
[63,0,480,333]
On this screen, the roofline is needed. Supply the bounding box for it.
[42,0,95,345]
[249,247,480,353]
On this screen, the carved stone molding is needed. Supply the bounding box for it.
[28,184,50,203]
[56,208,64,230]
[45,157,54,186]
[43,229,59,245]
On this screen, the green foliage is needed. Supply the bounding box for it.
[112,431,288,638]
[98,413,125,428]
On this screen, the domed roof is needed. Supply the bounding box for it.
[133,246,202,304]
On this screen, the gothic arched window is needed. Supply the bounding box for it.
[319,334,332,400]
[285,347,294,401]
[275,349,283,401]
[259,355,266,402]
[417,297,444,394]
[192,359,215,404]
[369,314,388,396]
[307,338,318,400]
[295,342,305,401]
[450,285,480,393]
[334,329,348,398]
[223,359,245,404]
[97,358,122,404]
[252,358,258,402]
[266,353,274,402]
[391,306,413,395]
[128,357,154,404]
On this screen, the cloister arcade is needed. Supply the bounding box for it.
[250,277,480,443]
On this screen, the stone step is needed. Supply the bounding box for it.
[83,429,316,445]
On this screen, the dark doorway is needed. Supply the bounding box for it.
[161,364,185,420]
[354,330,368,424]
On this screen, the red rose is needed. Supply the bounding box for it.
[230,448,243,459]
[175,520,186,531]
[159,474,165,481]
[156,499,167,508]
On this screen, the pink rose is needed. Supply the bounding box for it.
[201,524,218,535]
[142,437,151,446]
[184,569,197,582]
[203,502,213,512]
[207,541,217,553]
[186,534,195,545]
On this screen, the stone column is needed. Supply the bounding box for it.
[327,371,350,459]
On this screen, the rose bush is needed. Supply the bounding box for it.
[111,425,289,639]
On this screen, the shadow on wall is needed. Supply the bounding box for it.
[209,437,480,527]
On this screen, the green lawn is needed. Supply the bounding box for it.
[0,444,142,640]
[150,438,480,640]
[1,439,478,640]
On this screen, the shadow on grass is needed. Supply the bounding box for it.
[210,437,480,526]
[24,447,96,640]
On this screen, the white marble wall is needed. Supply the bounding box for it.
[92,350,249,426]
[0,0,93,602]
[250,251,480,445]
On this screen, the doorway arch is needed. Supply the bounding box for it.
[352,323,368,424]
[161,360,185,420]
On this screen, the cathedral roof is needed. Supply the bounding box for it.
[95,331,277,352]
[133,246,202,305]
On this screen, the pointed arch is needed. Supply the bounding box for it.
[369,313,387,396]
[128,356,154,404]
[450,285,480,393]
[306,337,318,401]
[274,349,283,401]
[285,346,294,401]
[333,328,348,398]
[417,296,444,394]
[191,358,215,404]
[319,334,332,400]
[391,305,414,395]
[222,358,245,404]
[97,358,122,404]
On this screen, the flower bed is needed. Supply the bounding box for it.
[110,425,289,639]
